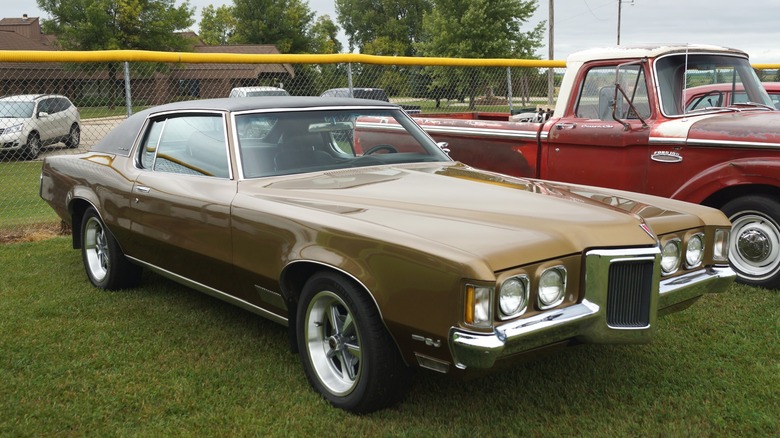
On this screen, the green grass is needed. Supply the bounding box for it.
[0,161,59,230]
[1,237,777,435]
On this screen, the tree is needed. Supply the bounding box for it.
[309,15,342,55]
[335,0,431,56]
[199,4,236,45]
[37,0,195,51]
[231,0,314,54]
[416,0,544,109]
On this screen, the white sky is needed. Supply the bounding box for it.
[8,0,780,64]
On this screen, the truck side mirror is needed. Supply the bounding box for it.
[598,86,622,121]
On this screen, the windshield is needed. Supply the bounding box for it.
[0,101,34,118]
[655,53,773,116]
[235,108,451,178]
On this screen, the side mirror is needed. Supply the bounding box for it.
[437,141,450,154]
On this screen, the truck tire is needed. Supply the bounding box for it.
[722,195,780,289]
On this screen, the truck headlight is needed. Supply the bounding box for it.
[498,275,529,319]
[538,266,566,309]
[713,229,730,263]
[465,284,492,327]
[661,239,681,274]
[685,233,705,268]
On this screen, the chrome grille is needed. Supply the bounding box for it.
[606,259,654,327]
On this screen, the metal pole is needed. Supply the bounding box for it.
[506,67,514,114]
[123,61,133,116]
[547,0,555,107]
[347,63,354,97]
[617,0,622,45]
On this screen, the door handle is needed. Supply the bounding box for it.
[555,123,577,130]
[135,186,151,193]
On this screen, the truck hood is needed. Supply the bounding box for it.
[686,111,780,146]
[245,163,711,271]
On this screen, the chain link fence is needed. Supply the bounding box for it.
[1,51,777,239]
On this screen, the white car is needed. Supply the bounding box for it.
[228,86,289,98]
[0,94,81,159]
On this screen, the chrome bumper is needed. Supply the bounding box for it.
[450,263,735,370]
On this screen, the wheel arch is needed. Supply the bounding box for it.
[279,259,405,361]
[67,197,99,249]
[701,183,780,210]
[672,158,780,205]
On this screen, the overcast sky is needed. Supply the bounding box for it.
[8,0,780,64]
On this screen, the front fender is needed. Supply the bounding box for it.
[671,157,780,203]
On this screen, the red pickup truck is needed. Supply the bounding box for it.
[413,44,780,288]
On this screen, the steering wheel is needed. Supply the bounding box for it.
[690,90,725,110]
[363,144,398,155]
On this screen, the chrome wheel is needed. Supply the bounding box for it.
[303,290,362,396]
[83,215,109,282]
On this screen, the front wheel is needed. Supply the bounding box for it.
[81,207,141,290]
[24,133,41,160]
[722,195,780,289]
[296,272,412,413]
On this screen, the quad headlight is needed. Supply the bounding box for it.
[660,238,681,274]
[538,266,566,309]
[498,275,529,319]
[685,233,705,268]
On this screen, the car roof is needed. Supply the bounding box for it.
[93,97,400,157]
[0,94,64,101]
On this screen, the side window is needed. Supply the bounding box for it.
[576,65,651,120]
[37,99,51,115]
[138,114,229,178]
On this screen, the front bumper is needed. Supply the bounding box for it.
[449,248,735,370]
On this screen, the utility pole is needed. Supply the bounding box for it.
[547,0,554,106]
[617,0,622,45]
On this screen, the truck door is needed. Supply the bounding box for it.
[543,62,652,194]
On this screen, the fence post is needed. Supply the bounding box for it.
[506,67,514,114]
[347,63,354,97]
[123,61,133,116]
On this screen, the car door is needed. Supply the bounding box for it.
[127,112,238,294]
[35,98,59,142]
[543,62,653,194]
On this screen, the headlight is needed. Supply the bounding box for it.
[498,275,529,319]
[713,229,730,263]
[661,239,681,274]
[465,284,492,326]
[538,266,566,309]
[4,123,23,134]
[685,233,705,268]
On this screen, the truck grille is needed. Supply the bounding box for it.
[606,259,653,327]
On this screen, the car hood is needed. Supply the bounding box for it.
[240,163,712,271]
[686,111,780,145]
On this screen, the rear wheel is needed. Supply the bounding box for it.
[65,124,80,148]
[24,133,41,159]
[81,207,141,290]
[722,195,780,289]
[296,271,411,413]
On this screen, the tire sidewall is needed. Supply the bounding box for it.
[296,273,375,412]
[722,195,780,288]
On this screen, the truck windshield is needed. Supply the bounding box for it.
[655,53,773,116]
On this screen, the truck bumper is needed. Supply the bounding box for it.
[449,264,735,370]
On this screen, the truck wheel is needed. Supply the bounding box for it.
[722,196,780,289]
[296,271,411,413]
[81,207,141,290]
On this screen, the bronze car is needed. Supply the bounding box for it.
[40,97,735,413]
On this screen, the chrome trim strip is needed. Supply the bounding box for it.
[685,138,780,149]
[649,136,687,145]
[658,265,735,311]
[420,125,540,140]
[127,256,288,326]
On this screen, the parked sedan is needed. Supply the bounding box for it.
[40,97,735,413]
[0,94,80,159]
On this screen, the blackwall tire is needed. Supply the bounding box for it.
[65,124,80,148]
[296,271,412,413]
[80,207,141,290]
[722,195,780,289]
[24,133,41,160]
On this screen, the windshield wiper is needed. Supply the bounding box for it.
[730,102,775,110]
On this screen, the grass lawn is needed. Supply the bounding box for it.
[0,161,59,231]
[0,237,777,435]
